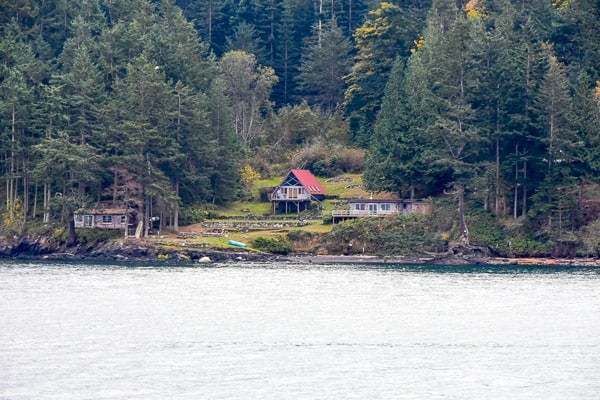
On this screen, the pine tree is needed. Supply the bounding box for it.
[0,21,44,225]
[206,77,243,204]
[364,58,433,198]
[396,0,486,242]
[54,45,106,148]
[226,22,268,61]
[344,1,431,146]
[529,47,581,237]
[31,132,102,244]
[111,54,178,237]
[297,18,352,111]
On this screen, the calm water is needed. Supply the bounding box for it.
[1,261,599,400]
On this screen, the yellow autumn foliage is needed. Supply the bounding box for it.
[465,0,487,19]
[552,0,569,11]
[411,35,424,54]
[240,165,261,188]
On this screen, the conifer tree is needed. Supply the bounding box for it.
[364,58,433,198]
[529,47,581,237]
[344,1,431,146]
[111,55,178,237]
[297,18,352,111]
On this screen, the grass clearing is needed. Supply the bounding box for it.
[153,172,370,253]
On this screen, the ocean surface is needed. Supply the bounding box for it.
[1,260,599,399]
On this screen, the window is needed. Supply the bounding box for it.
[120,216,127,224]
[102,215,113,224]
[75,215,83,222]
[355,204,365,210]
[381,204,391,211]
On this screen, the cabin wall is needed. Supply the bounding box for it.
[344,201,432,217]
[74,214,127,230]
[271,186,312,201]
[348,202,402,216]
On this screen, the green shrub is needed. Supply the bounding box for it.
[287,145,365,177]
[252,236,293,254]
[334,147,365,173]
[179,206,220,225]
[579,219,600,257]
[286,230,313,241]
[322,214,447,255]
[76,229,122,244]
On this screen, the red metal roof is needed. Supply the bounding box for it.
[289,169,326,195]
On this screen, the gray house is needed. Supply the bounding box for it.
[74,208,128,230]
[332,198,433,223]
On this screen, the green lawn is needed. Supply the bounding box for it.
[217,172,371,217]
[190,172,374,251]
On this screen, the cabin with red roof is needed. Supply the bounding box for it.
[270,169,326,214]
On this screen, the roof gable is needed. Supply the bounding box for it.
[280,169,326,195]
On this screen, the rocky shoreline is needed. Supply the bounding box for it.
[1,235,599,267]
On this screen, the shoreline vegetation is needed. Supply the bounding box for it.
[2,172,599,267]
[2,2,599,272]
[1,235,599,267]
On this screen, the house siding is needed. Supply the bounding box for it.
[270,170,326,214]
[74,210,128,230]
[332,199,432,222]
[271,186,311,201]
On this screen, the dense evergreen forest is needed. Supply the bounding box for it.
[1,0,599,254]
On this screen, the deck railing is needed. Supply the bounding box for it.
[270,194,312,201]
[331,209,399,217]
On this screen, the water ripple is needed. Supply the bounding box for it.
[1,260,599,399]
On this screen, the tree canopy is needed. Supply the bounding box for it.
[1,0,599,246]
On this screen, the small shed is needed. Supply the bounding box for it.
[74,208,128,230]
[332,198,433,223]
[270,169,326,214]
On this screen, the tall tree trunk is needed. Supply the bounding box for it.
[348,0,352,34]
[43,181,50,223]
[208,0,213,45]
[22,161,28,224]
[173,179,179,232]
[513,144,519,219]
[9,105,16,218]
[521,161,527,218]
[5,163,9,217]
[33,183,38,220]
[66,207,77,246]
[144,194,150,238]
[495,138,500,215]
[124,187,129,238]
[458,185,469,243]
